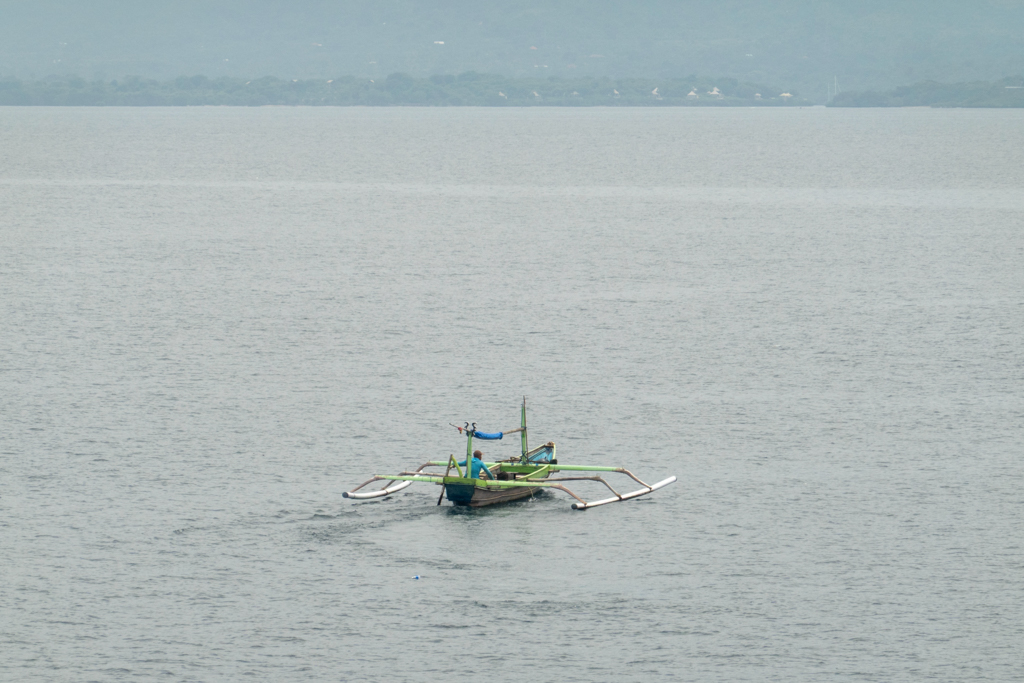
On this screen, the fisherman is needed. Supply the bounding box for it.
[458,450,493,479]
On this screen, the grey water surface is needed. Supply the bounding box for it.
[2,107,1023,682]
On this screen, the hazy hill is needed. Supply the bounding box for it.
[3,1,1024,102]
[830,77,1024,108]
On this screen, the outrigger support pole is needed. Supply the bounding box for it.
[569,476,677,510]
[343,461,442,500]
[343,476,415,499]
[437,455,454,506]
[344,473,677,508]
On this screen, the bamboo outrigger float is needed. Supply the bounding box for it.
[343,399,676,510]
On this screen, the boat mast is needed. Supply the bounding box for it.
[521,396,528,459]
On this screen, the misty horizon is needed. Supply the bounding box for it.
[3,1,1024,101]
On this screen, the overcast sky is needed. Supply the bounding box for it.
[3,1,1023,92]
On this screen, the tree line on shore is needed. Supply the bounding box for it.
[4,73,1022,107]
[0,72,805,106]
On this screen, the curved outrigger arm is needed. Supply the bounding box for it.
[342,461,450,500]
[342,477,417,499]
[567,475,676,509]
[455,469,676,510]
[539,465,677,508]
[342,461,677,509]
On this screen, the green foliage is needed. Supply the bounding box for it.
[0,73,808,106]
[830,77,1024,107]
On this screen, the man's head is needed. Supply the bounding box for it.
[473,450,483,459]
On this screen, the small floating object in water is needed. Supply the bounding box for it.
[413,575,420,580]
[343,398,676,510]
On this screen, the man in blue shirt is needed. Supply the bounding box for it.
[458,450,493,479]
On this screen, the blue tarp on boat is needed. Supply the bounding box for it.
[528,445,554,462]
[473,431,503,440]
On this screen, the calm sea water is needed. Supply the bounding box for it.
[2,107,1023,682]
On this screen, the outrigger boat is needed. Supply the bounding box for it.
[343,399,676,510]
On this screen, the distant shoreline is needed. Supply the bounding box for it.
[828,78,1024,107]
[0,73,810,107]
[3,74,1022,108]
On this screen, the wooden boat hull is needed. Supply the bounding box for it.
[445,482,542,507]
[445,445,555,507]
